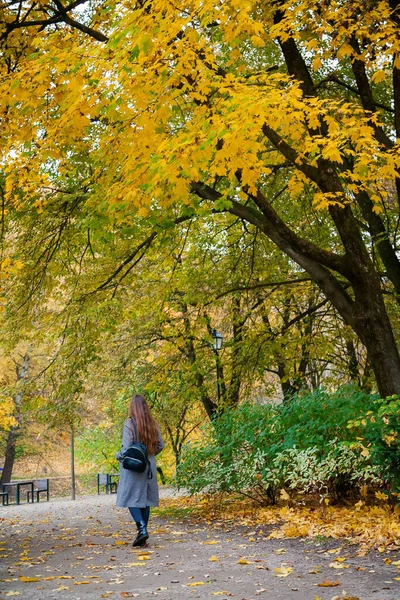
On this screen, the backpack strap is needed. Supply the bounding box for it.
[130,417,152,479]
[129,417,139,442]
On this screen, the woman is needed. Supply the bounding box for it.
[116,394,164,547]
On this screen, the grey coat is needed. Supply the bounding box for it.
[116,418,164,508]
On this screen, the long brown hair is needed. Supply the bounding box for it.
[128,394,159,455]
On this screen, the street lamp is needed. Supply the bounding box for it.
[211,329,223,352]
[211,329,223,402]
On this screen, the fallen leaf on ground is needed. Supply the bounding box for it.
[309,566,321,574]
[187,582,206,586]
[202,541,219,545]
[316,580,340,587]
[273,565,293,577]
[329,561,349,569]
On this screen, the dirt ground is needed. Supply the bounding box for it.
[0,490,399,600]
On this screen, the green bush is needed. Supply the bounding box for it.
[176,386,383,504]
[349,395,400,494]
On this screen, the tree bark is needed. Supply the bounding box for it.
[0,354,30,486]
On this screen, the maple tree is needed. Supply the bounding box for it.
[1,0,400,400]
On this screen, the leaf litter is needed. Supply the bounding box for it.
[1,494,399,599]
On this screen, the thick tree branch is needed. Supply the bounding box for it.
[348,35,394,149]
[1,0,108,42]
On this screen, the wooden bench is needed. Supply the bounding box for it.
[27,479,49,502]
[97,474,119,494]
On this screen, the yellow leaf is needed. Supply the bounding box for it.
[115,540,129,546]
[187,581,205,586]
[371,70,386,83]
[337,43,353,59]
[237,558,251,565]
[74,581,91,585]
[316,580,340,587]
[202,541,218,545]
[312,56,322,70]
[360,445,370,457]
[5,593,20,597]
[137,207,149,218]
[280,489,290,501]
[375,491,388,501]
[273,565,293,577]
[209,555,219,562]
[329,561,349,569]
[19,576,40,582]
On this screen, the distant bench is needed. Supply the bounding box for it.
[97,474,119,494]
[1,479,49,505]
[97,468,165,495]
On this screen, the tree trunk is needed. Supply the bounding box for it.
[351,279,400,397]
[345,340,359,384]
[0,353,30,486]
[0,426,19,485]
[71,423,76,501]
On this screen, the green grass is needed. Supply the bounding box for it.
[153,503,196,520]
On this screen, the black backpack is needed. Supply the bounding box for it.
[122,418,152,478]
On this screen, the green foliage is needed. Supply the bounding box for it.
[275,386,379,451]
[75,425,120,474]
[348,395,400,493]
[177,387,383,504]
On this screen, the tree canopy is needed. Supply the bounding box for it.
[1,0,400,402]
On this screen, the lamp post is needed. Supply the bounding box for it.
[211,329,223,402]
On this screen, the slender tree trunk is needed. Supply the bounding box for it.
[346,340,360,384]
[226,296,243,407]
[179,300,218,420]
[0,427,19,485]
[71,423,76,501]
[0,353,30,486]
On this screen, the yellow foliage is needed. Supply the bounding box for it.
[0,0,398,225]
[160,495,400,553]
[0,397,17,430]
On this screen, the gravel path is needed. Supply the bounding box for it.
[0,490,399,600]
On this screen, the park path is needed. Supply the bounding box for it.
[0,490,399,600]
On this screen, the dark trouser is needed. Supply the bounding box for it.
[129,506,150,525]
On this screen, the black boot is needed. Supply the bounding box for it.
[132,520,149,547]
